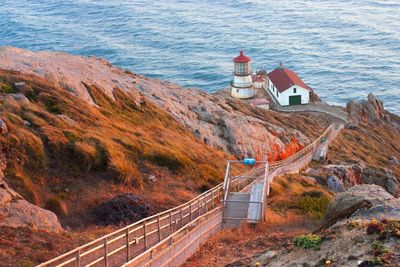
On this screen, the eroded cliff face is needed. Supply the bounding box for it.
[0,46,313,159]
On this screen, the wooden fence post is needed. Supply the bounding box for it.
[190,202,192,221]
[198,198,201,217]
[211,190,214,209]
[169,211,173,235]
[180,207,183,227]
[126,228,130,261]
[157,215,162,242]
[76,249,81,267]
[104,237,108,267]
[143,221,147,250]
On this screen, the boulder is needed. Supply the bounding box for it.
[323,184,395,227]
[0,150,62,232]
[0,178,62,232]
[361,168,398,196]
[327,175,345,192]
[323,162,365,188]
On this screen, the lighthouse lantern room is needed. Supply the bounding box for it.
[231,51,255,99]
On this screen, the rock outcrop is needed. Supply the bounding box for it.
[305,162,399,196]
[347,93,400,129]
[0,151,62,232]
[0,46,310,157]
[263,185,400,267]
[323,184,398,227]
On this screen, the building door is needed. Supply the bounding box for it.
[289,95,302,105]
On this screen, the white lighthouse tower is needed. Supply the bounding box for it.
[231,51,255,99]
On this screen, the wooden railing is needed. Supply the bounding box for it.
[37,185,224,267]
[39,122,343,267]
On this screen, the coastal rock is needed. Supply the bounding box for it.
[0,150,62,232]
[262,185,400,267]
[323,162,364,188]
[326,175,344,192]
[0,46,311,158]
[0,177,62,232]
[323,184,394,227]
[361,168,398,196]
[346,93,391,126]
[0,46,143,105]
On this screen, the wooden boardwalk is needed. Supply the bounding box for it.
[38,122,344,267]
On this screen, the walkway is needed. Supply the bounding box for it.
[38,121,343,267]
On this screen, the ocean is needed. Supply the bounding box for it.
[1,0,399,114]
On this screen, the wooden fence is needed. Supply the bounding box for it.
[37,185,224,267]
[38,122,343,267]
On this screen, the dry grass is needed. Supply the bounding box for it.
[0,226,118,267]
[330,125,400,178]
[184,174,333,266]
[0,70,231,228]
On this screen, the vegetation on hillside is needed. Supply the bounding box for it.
[0,71,230,227]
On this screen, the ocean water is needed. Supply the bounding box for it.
[1,0,399,114]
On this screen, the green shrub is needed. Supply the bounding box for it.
[0,83,16,93]
[296,192,329,219]
[293,234,322,249]
[301,190,323,198]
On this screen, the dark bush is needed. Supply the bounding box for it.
[92,194,160,226]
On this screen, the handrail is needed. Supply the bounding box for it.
[39,122,343,267]
[38,184,224,267]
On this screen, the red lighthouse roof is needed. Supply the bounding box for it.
[234,51,251,63]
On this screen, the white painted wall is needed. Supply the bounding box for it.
[231,86,255,99]
[265,79,310,106]
[233,75,253,87]
[231,74,255,99]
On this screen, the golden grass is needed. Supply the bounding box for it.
[330,126,400,177]
[0,70,231,227]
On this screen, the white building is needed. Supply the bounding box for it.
[266,64,312,106]
[252,71,267,89]
[231,51,255,99]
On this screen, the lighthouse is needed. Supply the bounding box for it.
[231,51,255,99]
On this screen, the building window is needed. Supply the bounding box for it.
[293,87,297,93]
[276,91,278,97]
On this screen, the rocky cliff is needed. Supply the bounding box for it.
[0,46,319,159]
